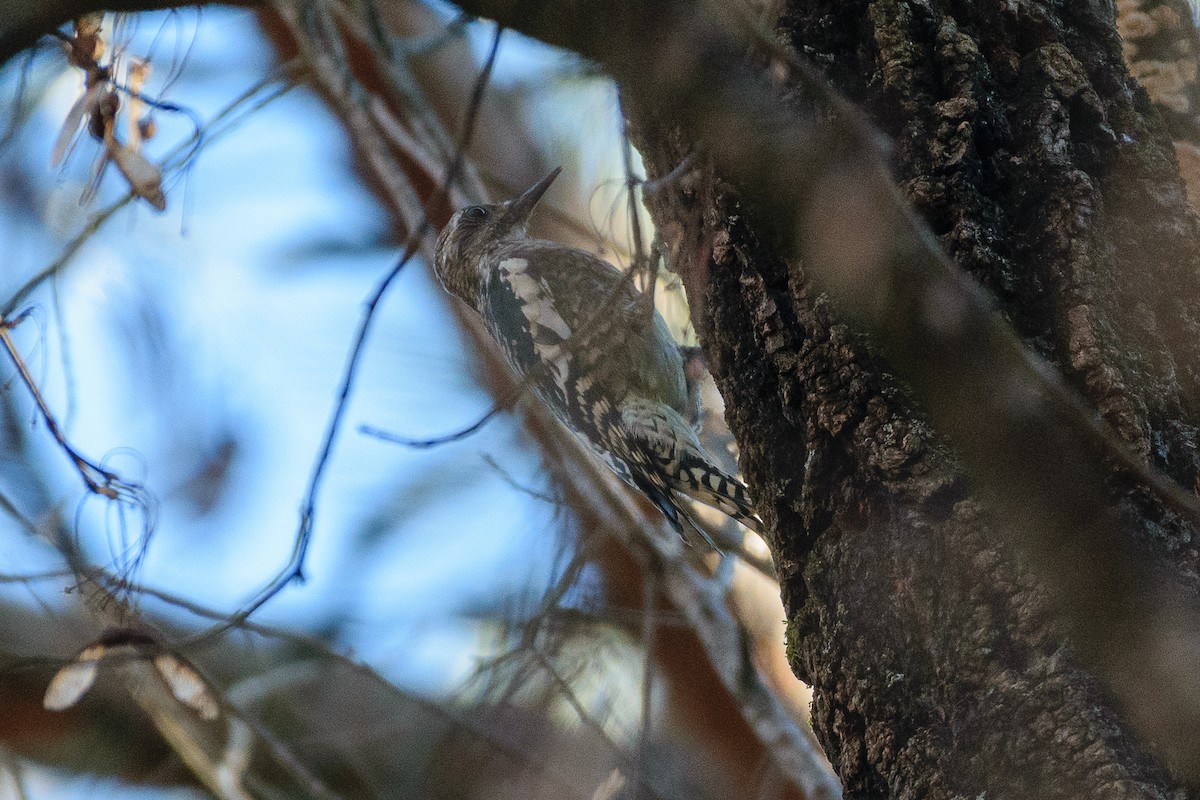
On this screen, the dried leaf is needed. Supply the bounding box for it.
[75,14,103,39]
[137,116,157,142]
[51,82,105,168]
[592,769,626,800]
[127,59,151,150]
[111,143,166,211]
[43,655,101,711]
[66,15,105,68]
[80,149,110,207]
[128,59,150,93]
[153,653,219,720]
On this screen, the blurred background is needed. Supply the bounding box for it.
[0,4,828,798]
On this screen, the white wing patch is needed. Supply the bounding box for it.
[498,259,572,340]
[498,258,573,384]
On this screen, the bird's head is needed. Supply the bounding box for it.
[434,167,562,303]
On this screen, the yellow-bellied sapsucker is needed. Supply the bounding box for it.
[434,168,760,545]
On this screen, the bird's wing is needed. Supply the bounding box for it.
[481,252,639,449]
[479,254,573,416]
[502,241,689,412]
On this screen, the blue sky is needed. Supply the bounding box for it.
[0,6,627,708]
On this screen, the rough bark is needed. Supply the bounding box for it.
[627,2,1200,798]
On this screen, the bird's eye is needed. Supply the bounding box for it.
[462,205,490,222]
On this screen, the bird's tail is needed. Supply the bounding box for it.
[673,462,761,534]
[619,399,762,535]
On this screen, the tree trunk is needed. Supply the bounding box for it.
[629,1,1200,798]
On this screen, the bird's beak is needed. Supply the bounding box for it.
[501,166,562,227]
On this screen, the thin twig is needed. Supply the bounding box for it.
[0,748,32,800]
[528,647,670,800]
[633,566,657,800]
[640,152,696,195]
[0,569,75,583]
[617,89,654,295]
[0,74,297,594]
[185,25,506,648]
[615,94,669,505]
[359,402,503,448]
[332,1,476,183]
[0,319,138,502]
[50,277,77,431]
[0,48,41,149]
[0,487,40,538]
[4,201,128,318]
[289,22,503,571]
[480,453,559,504]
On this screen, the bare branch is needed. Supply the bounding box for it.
[359,403,503,448]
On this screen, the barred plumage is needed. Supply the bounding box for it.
[434,168,760,546]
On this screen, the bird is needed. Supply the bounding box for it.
[433,167,760,546]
